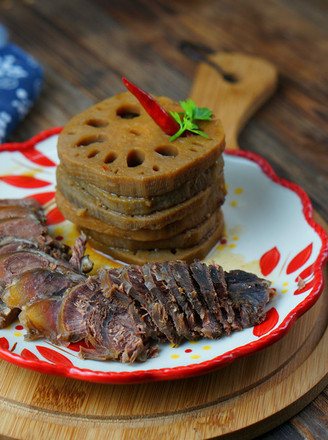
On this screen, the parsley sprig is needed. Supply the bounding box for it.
[169,99,213,141]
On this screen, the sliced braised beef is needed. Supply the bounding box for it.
[0,198,46,222]
[168,261,223,339]
[0,205,40,221]
[0,237,39,255]
[149,262,194,341]
[95,262,273,350]
[61,279,156,363]
[20,296,63,341]
[208,263,237,334]
[0,199,78,328]
[20,279,92,345]
[0,197,274,364]
[0,300,19,328]
[141,263,181,344]
[0,248,75,290]
[2,268,85,309]
[124,265,176,342]
[19,277,97,344]
[0,199,70,262]
[19,273,157,362]
[116,265,165,339]
[97,268,157,340]
[225,270,272,327]
[189,261,226,324]
[159,261,201,337]
[0,217,49,244]
[58,279,103,345]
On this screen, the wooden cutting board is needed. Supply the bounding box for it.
[0,53,327,440]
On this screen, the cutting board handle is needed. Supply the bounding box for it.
[189,52,278,149]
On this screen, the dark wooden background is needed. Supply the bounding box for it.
[1,0,328,438]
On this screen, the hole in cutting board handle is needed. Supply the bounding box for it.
[179,41,239,83]
[222,72,238,83]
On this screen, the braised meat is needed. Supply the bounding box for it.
[98,262,273,347]
[0,237,39,255]
[0,198,274,364]
[0,217,48,244]
[0,198,87,327]
[0,300,19,329]
[21,278,157,362]
[77,279,155,362]
[225,270,272,328]
[0,248,75,290]
[3,268,85,309]
[0,199,70,260]
[0,198,46,221]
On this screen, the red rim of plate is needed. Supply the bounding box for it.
[0,128,327,384]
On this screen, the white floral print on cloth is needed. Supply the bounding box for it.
[0,24,43,143]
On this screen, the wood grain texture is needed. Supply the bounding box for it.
[0,1,327,438]
[189,52,278,149]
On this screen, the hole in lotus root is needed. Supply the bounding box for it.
[170,249,177,255]
[152,165,159,172]
[155,145,178,157]
[127,149,145,167]
[104,152,117,164]
[84,119,109,128]
[87,149,99,158]
[76,134,107,147]
[117,105,140,119]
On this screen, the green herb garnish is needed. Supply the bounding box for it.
[169,99,213,141]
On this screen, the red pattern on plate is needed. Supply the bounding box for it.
[22,149,56,167]
[36,346,73,366]
[27,191,55,205]
[0,175,51,189]
[0,127,62,153]
[0,337,9,350]
[259,246,280,276]
[253,308,279,337]
[21,349,39,361]
[46,207,66,225]
[286,243,313,274]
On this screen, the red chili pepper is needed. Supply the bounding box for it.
[122,77,180,136]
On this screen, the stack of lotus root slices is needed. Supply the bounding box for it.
[56,91,226,264]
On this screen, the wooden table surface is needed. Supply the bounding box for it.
[1,0,327,438]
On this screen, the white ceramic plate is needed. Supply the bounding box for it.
[0,129,327,383]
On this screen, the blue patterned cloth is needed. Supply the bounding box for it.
[0,24,44,143]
